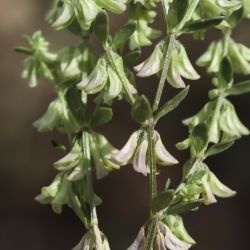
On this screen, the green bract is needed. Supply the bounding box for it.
[16,0,250,249]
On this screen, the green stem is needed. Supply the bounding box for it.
[82,131,98,225]
[105,48,136,105]
[153,33,176,112]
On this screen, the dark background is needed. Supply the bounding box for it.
[1,1,250,249]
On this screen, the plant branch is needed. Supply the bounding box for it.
[153,33,176,112]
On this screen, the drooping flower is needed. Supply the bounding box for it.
[134,41,200,88]
[73,224,110,250]
[49,0,128,31]
[111,130,178,176]
[180,162,236,205]
[77,54,137,103]
[196,38,250,75]
[127,221,193,250]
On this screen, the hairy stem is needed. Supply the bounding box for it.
[82,131,98,225]
[153,33,176,112]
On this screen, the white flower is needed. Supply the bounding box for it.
[112,130,178,176]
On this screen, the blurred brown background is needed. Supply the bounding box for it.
[1,1,250,249]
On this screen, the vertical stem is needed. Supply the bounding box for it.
[153,34,176,112]
[82,131,98,225]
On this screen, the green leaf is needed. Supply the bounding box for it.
[227,7,244,29]
[91,107,113,127]
[190,123,209,157]
[227,80,250,96]
[206,140,234,157]
[131,95,152,124]
[182,17,224,33]
[94,11,109,45]
[155,86,190,122]
[14,46,32,55]
[167,0,189,31]
[151,190,175,212]
[65,85,87,125]
[123,49,141,65]
[214,57,233,89]
[167,199,203,215]
[112,21,136,50]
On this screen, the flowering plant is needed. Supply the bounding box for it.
[16,0,250,249]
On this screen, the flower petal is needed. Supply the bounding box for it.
[111,131,139,165]
[127,226,145,250]
[133,139,148,176]
[155,132,178,166]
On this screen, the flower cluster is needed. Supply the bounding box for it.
[48,0,128,30]
[112,130,178,176]
[134,41,200,88]
[197,37,250,75]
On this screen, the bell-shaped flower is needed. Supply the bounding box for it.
[134,41,164,77]
[129,7,161,50]
[77,55,136,101]
[164,215,196,245]
[90,133,120,179]
[77,57,108,94]
[50,0,128,31]
[128,221,192,250]
[33,97,80,133]
[35,173,71,214]
[73,224,110,250]
[112,130,178,176]
[18,31,57,87]
[154,131,179,166]
[201,170,236,205]
[134,42,199,88]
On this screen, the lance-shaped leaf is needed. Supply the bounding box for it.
[167,199,203,215]
[212,56,233,89]
[131,95,152,124]
[155,86,190,122]
[151,190,175,212]
[205,140,234,157]
[167,0,189,31]
[227,80,250,96]
[182,17,224,33]
[112,21,137,50]
[190,123,209,157]
[91,107,113,128]
[94,11,109,45]
[65,85,87,125]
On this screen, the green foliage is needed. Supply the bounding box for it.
[16,0,250,249]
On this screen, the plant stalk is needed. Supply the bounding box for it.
[153,33,176,112]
